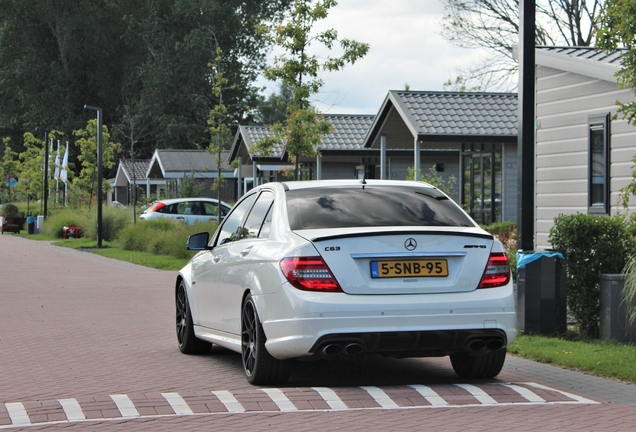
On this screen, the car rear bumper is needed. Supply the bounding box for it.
[257,283,517,360]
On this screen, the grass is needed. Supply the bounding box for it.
[509,334,636,384]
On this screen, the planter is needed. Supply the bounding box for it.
[600,274,636,344]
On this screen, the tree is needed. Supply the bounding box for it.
[252,0,369,179]
[440,0,603,90]
[0,0,291,153]
[16,133,45,214]
[207,47,235,224]
[0,138,19,203]
[597,0,636,207]
[72,120,120,207]
[255,83,294,125]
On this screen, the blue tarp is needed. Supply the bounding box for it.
[517,251,564,269]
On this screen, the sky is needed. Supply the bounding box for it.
[256,0,488,115]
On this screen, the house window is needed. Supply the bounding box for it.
[589,114,610,214]
[460,143,502,224]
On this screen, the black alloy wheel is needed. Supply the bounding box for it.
[176,280,211,354]
[241,293,290,385]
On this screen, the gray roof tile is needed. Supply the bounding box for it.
[537,46,624,67]
[390,91,518,137]
[238,114,375,155]
[120,159,150,180]
[154,150,231,172]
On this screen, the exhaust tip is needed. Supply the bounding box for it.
[344,343,363,355]
[322,344,343,356]
[487,339,504,350]
[468,339,487,351]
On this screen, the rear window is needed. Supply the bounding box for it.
[286,186,473,230]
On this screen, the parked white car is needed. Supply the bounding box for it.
[140,198,231,225]
[175,180,516,385]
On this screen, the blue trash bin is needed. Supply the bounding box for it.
[516,250,567,335]
[26,216,36,235]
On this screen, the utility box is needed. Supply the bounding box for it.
[516,251,567,335]
[600,274,636,343]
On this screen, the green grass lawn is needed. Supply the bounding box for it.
[509,334,636,384]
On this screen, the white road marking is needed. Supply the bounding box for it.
[503,384,546,403]
[262,389,297,411]
[524,382,600,404]
[58,398,86,421]
[0,382,602,429]
[312,387,349,410]
[4,402,30,426]
[408,384,449,406]
[110,394,140,418]
[361,386,400,409]
[212,390,245,412]
[455,384,498,405]
[162,392,194,415]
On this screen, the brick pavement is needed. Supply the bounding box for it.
[1,234,635,431]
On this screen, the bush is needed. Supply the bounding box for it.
[41,208,88,238]
[116,219,219,260]
[1,203,19,217]
[81,207,132,242]
[549,213,636,338]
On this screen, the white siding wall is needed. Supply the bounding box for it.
[503,143,518,222]
[535,65,636,249]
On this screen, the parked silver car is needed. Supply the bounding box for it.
[140,198,231,224]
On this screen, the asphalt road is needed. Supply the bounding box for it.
[1,234,635,431]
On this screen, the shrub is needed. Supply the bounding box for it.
[41,208,89,238]
[549,213,636,338]
[1,203,19,217]
[81,207,132,242]
[116,219,218,260]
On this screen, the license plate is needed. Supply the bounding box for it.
[371,259,448,278]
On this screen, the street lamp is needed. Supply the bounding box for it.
[84,105,103,248]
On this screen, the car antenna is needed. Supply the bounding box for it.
[360,176,366,190]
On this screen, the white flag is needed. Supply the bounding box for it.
[60,143,69,182]
[54,140,60,180]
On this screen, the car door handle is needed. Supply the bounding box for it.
[213,255,221,263]
[176,217,185,220]
[240,246,253,256]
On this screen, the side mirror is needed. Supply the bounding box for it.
[186,232,210,250]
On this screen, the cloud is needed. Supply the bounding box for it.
[257,0,488,115]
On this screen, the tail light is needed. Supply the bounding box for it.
[280,257,343,292]
[478,252,511,289]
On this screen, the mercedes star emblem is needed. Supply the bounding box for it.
[404,238,417,251]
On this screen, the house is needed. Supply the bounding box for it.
[231,93,519,226]
[111,159,165,205]
[361,91,518,224]
[143,149,237,202]
[229,114,377,194]
[532,46,636,249]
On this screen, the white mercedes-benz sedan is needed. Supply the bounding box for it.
[175,180,516,385]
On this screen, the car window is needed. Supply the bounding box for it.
[242,191,274,239]
[258,203,274,239]
[157,203,177,214]
[286,186,474,229]
[202,201,219,216]
[214,193,257,246]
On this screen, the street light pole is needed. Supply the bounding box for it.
[84,105,103,248]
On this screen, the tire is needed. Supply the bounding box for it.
[176,280,211,354]
[241,294,290,385]
[450,348,507,379]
